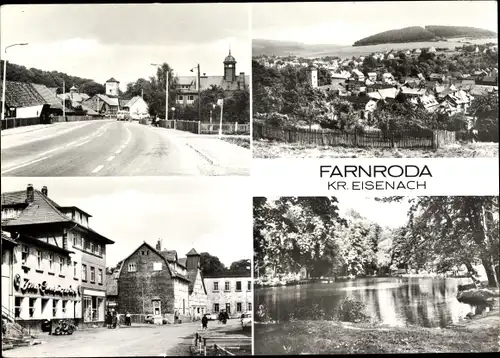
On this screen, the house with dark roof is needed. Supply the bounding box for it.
[83,94,119,116]
[175,50,248,108]
[0,81,52,120]
[1,184,114,331]
[114,239,207,322]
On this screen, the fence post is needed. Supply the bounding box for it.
[203,338,207,356]
[174,120,177,130]
[431,130,438,149]
[198,121,201,135]
[234,122,238,134]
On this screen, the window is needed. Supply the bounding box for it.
[90,242,94,253]
[82,264,87,281]
[236,281,242,291]
[236,302,242,313]
[247,302,252,312]
[81,237,85,250]
[188,95,194,101]
[83,296,92,322]
[21,245,29,264]
[90,266,95,282]
[248,281,252,291]
[37,250,42,269]
[141,251,145,256]
[59,257,64,274]
[214,303,219,313]
[48,253,54,271]
[213,282,219,291]
[42,299,49,318]
[29,298,36,318]
[225,303,231,313]
[178,95,184,101]
[153,262,162,271]
[53,299,59,317]
[128,263,137,272]
[15,297,23,318]
[73,262,78,277]
[62,300,68,315]
[98,269,103,284]
[224,281,230,291]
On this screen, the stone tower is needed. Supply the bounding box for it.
[307,64,318,88]
[105,77,120,97]
[223,49,237,82]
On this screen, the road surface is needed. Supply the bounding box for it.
[1,121,250,176]
[3,319,245,357]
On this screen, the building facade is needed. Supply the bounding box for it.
[204,274,252,318]
[2,231,17,318]
[185,249,208,320]
[1,184,113,331]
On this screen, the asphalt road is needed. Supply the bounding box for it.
[1,121,250,176]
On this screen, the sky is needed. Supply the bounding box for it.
[252,1,498,45]
[1,177,252,268]
[0,4,251,90]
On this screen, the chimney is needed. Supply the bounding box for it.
[41,186,48,196]
[156,239,162,251]
[26,184,35,204]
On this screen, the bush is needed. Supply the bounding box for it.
[265,113,291,127]
[256,304,273,323]
[288,303,329,321]
[336,297,370,323]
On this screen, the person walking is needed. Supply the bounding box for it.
[125,312,131,326]
[112,310,118,329]
[106,310,112,329]
[201,314,208,330]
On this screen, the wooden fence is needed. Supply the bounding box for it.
[151,120,250,135]
[253,122,458,149]
[52,115,105,123]
[1,117,40,130]
[193,333,251,356]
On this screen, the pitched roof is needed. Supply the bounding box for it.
[2,231,17,245]
[31,83,64,110]
[177,75,249,93]
[96,94,119,106]
[178,258,187,267]
[186,248,199,256]
[106,272,118,296]
[80,103,99,116]
[161,250,178,262]
[124,96,143,108]
[367,88,399,100]
[106,77,120,83]
[0,81,46,108]
[187,269,207,295]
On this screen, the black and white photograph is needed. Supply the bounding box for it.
[0,4,251,176]
[1,178,252,356]
[253,196,499,354]
[252,1,498,159]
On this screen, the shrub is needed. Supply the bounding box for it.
[265,112,291,127]
[336,297,370,323]
[256,304,273,322]
[288,303,328,321]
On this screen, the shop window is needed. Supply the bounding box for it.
[42,299,49,318]
[53,299,59,317]
[83,296,92,322]
[214,303,219,312]
[15,297,23,318]
[236,281,242,291]
[236,302,242,313]
[29,298,36,318]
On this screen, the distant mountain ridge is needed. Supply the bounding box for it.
[253,39,343,57]
[354,25,497,46]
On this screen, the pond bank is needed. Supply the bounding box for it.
[254,309,500,354]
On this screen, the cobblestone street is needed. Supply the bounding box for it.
[3,319,243,357]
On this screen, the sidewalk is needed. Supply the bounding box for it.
[1,124,58,137]
[160,128,252,170]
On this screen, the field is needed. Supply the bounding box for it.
[253,139,499,158]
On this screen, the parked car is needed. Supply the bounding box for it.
[240,312,252,328]
[207,312,219,321]
[117,110,130,121]
[144,314,168,324]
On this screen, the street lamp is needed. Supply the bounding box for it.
[151,63,169,120]
[190,64,201,122]
[2,43,28,122]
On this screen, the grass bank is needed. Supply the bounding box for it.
[253,139,499,158]
[220,136,251,149]
[254,310,500,354]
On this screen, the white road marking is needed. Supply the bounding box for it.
[115,149,122,154]
[1,156,52,174]
[107,156,115,162]
[75,139,91,148]
[91,165,104,173]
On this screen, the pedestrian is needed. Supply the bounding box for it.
[112,311,118,329]
[106,310,112,329]
[126,312,131,326]
[201,314,208,330]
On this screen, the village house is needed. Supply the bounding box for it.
[119,96,149,119]
[382,73,396,84]
[82,78,120,116]
[1,185,114,332]
[204,273,252,319]
[114,240,207,322]
[175,50,248,106]
[57,86,98,117]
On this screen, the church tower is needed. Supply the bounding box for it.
[105,77,120,97]
[223,49,237,82]
[307,64,318,88]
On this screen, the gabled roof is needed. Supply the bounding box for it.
[31,83,64,110]
[0,81,46,108]
[90,94,119,107]
[187,268,207,295]
[178,257,187,267]
[106,77,120,83]
[123,96,144,109]
[186,248,199,256]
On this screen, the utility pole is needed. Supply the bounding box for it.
[63,80,65,119]
[165,69,169,121]
[197,64,201,122]
[2,43,28,124]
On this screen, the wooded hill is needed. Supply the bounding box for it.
[353,25,497,46]
[0,60,105,96]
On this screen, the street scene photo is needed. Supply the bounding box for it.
[1,177,252,356]
[253,196,499,354]
[0,4,251,176]
[252,1,498,158]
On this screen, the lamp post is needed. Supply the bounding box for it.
[151,63,169,120]
[190,64,201,121]
[2,43,28,123]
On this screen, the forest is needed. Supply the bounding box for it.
[254,196,499,288]
[353,25,496,46]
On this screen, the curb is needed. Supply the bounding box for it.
[184,142,218,166]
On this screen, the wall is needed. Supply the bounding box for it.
[173,278,189,316]
[117,245,175,315]
[188,271,208,319]
[204,277,252,318]
[129,99,149,116]
[2,245,14,316]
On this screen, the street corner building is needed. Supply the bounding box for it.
[204,272,252,318]
[108,239,208,323]
[1,184,114,332]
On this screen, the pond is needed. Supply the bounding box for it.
[255,277,474,328]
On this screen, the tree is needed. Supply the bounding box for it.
[200,252,227,277]
[79,81,105,97]
[470,94,499,142]
[227,259,251,276]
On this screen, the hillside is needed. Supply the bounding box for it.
[253,39,343,57]
[354,25,497,46]
[0,60,105,96]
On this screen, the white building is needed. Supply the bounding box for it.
[204,275,252,318]
[121,96,149,119]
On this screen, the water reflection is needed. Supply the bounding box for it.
[255,277,473,328]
